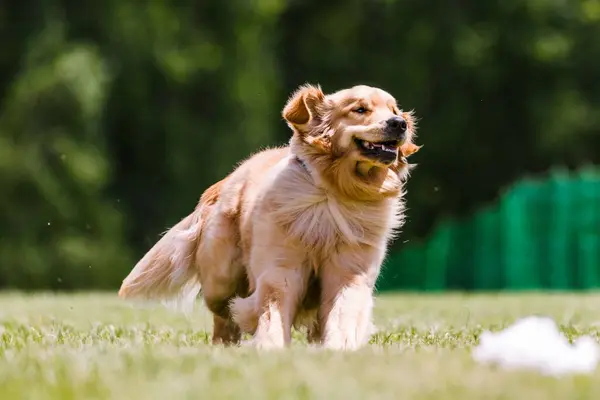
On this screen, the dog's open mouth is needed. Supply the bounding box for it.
[355,138,400,164]
[355,139,400,152]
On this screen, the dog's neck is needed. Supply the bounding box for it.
[290,136,323,186]
[295,155,309,172]
[293,154,326,188]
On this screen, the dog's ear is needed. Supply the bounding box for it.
[282,84,325,131]
[400,142,421,157]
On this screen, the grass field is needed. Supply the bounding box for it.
[1,292,600,399]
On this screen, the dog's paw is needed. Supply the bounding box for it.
[240,337,285,351]
[322,341,361,351]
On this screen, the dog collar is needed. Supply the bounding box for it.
[295,156,309,171]
[294,154,323,186]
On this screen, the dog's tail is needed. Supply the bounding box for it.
[118,179,224,312]
[117,209,203,312]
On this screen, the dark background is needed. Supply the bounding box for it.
[0,0,598,290]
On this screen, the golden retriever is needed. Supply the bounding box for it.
[118,84,420,350]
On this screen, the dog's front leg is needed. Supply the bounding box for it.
[230,240,310,349]
[234,264,310,349]
[318,248,381,351]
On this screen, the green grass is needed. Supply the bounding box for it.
[1,292,600,399]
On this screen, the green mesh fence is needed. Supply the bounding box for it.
[378,167,600,291]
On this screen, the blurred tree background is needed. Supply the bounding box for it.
[0,0,598,290]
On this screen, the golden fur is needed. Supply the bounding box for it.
[118,84,421,350]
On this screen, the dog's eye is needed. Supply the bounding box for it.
[353,107,368,114]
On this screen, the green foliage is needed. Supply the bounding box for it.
[378,167,600,291]
[0,0,598,289]
[0,20,131,289]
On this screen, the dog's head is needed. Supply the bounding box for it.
[283,84,420,200]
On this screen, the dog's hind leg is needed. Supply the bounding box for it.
[230,246,310,349]
[197,211,246,345]
[212,315,242,345]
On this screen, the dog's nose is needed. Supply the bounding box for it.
[386,116,407,133]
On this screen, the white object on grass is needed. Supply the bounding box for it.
[472,316,599,376]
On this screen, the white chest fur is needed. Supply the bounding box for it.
[264,158,405,253]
